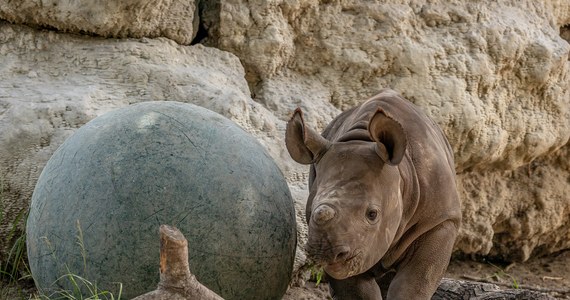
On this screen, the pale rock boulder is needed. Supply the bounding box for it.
[202,0,570,259]
[201,1,296,83]
[457,142,570,261]
[0,0,199,44]
[0,23,305,264]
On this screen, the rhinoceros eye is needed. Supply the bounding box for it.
[366,209,378,222]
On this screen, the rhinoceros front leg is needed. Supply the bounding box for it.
[386,221,458,300]
[328,272,383,300]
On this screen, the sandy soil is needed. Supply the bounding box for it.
[284,250,570,300]
[2,250,569,299]
[445,250,570,299]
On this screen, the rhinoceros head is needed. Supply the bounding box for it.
[285,107,408,279]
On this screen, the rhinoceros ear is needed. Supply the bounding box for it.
[285,108,331,164]
[368,108,407,165]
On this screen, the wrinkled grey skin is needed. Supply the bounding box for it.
[285,89,461,299]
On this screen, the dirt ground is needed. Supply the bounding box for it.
[284,249,570,299]
[444,250,570,299]
[2,250,569,299]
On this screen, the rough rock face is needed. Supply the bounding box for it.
[1,0,570,272]
[203,0,570,173]
[0,0,198,44]
[202,0,570,261]
[457,142,570,261]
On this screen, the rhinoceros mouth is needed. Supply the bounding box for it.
[324,252,363,279]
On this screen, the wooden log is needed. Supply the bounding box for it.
[132,225,223,300]
[433,278,556,300]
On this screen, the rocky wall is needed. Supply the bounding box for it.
[0,0,199,44]
[1,0,569,267]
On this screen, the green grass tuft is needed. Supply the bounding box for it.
[0,229,30,282]
[0,179,123,299]
[0,176,31,285]
[34,221,123,300]
[0,177,35,299]
[489,262,520,289]
[309,265,325,287]
[35,272,123,300]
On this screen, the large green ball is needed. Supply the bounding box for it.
[27,101,296,299]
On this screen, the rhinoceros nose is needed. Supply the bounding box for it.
[332,245,351,263]
[313,204,336,225]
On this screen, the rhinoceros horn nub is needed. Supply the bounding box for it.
[313,204,336,225]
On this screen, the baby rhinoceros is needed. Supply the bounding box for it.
[285,89,461,300]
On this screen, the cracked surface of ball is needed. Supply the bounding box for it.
[27,101,296,299]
